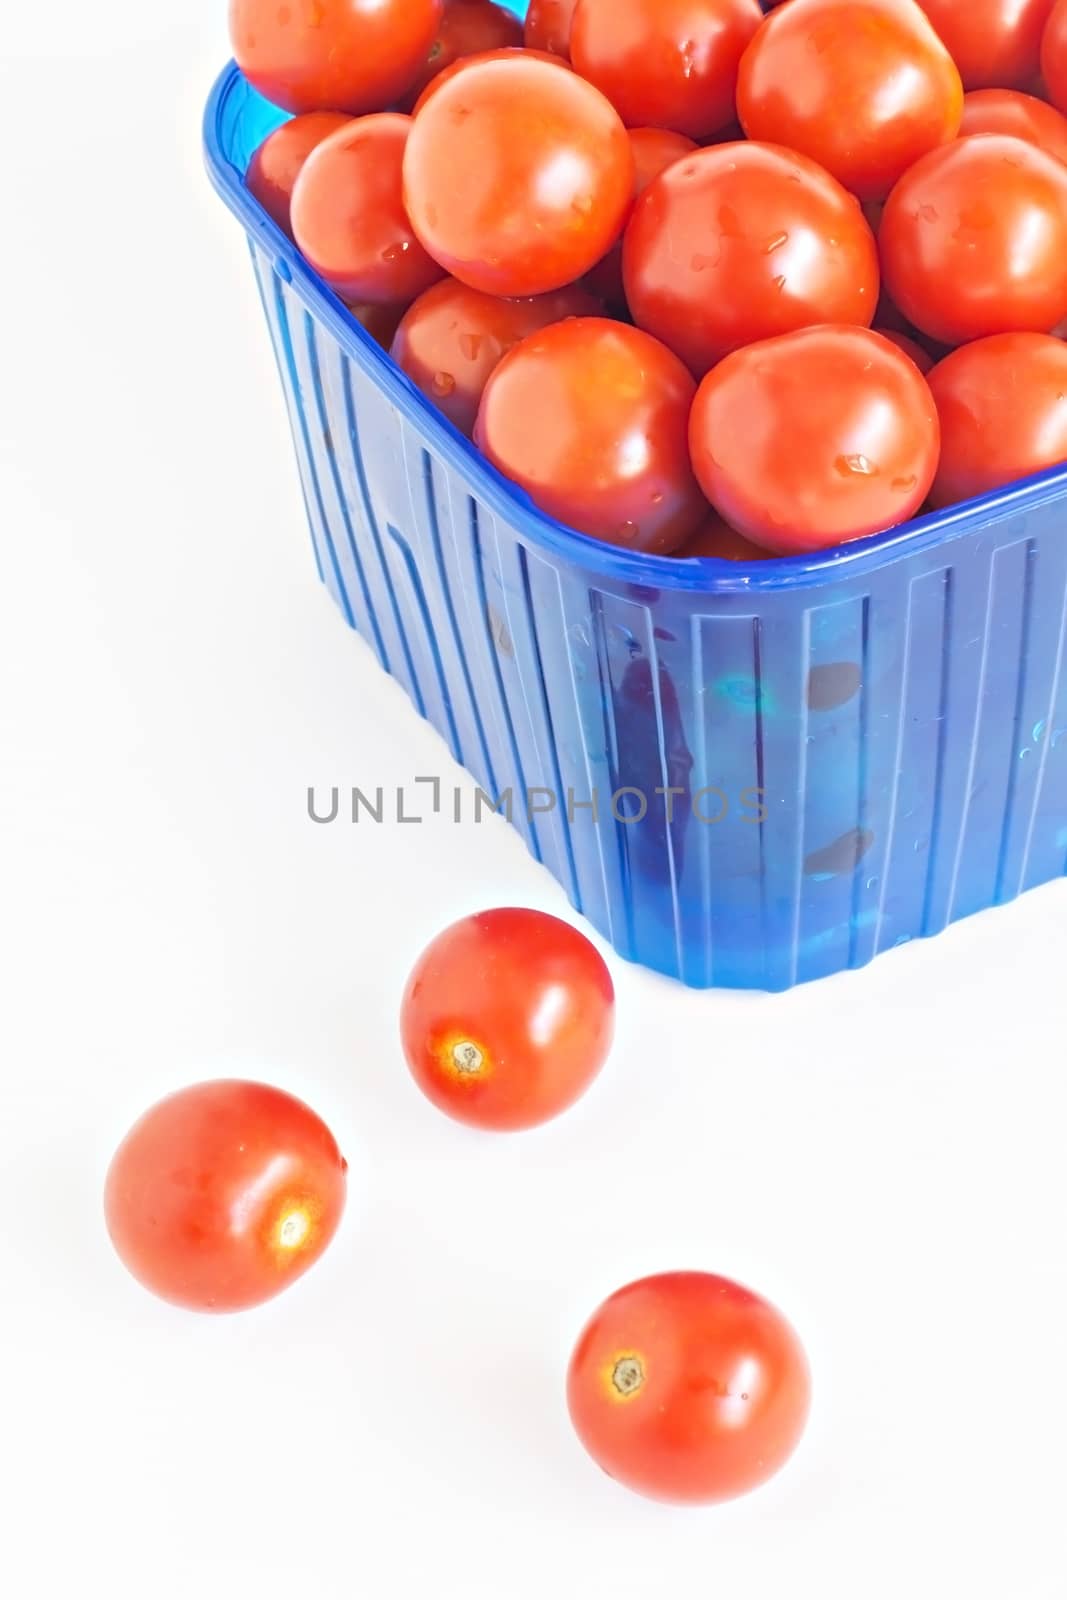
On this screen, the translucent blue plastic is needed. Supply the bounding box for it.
[203,50,1067,990]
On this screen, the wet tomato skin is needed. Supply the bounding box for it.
[291,114,445,305]
[475,317,708,553]
[921,0,1056,90]
[878,134,1067,344]
[623,141,879,377]
[688,324,939,554]
[570,0,764,143]
[400,909,615,1131]
[104,1080,347,1312]
[246,112,352,237]
[567,1271,811,1505]
[524,0,576,58]
[736,0,963,202]
[959,88,1067,166]
[411,44,572,112]
[926,332,1067,508]
[403,54,634,297]
[229,0,444,114]
[390,279,601,436]
[584,126,699,309]
[400,0,523,110]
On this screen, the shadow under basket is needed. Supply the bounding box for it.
[204,60,1067,991]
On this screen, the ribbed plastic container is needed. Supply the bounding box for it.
[204,41,1067,991]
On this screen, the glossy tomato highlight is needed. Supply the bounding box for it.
[230,0,444,114]
[926,332,1067,507]
[400,908,615,1131]
[567,1272,811,1505]
[403,53,634,296]
[583,126,699,310]
[400,0,523,109]
[291,115,445,305]
[921,0,1056,90]
[390,279,600,436]
[959,87,1067,166]
[688,325,939,554]
[736,0,963,202]
[623,142,879,377]
[475,318,707,552]
[570,0,763,143]
[104,1081,347,1312]
[879,134,1067,344]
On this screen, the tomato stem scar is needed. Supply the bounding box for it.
[612,1356,645,1397]
[452,1041,485,1074]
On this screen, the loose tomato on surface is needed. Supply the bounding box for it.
[246,112,352,237]
[874,326,935,372]
[623,142,879,377]
[476,318,707,552]
[736,0,963,201]
[920,0,1056,90]
[399,0,523,110]
[570,0,763,142]
[229,0,444,114]
[879,134,1067,344]
[584,126,698,309]
[400,909,614,1131]
[673,514,772,561]
[291,114,444,305]
[959,88,1067,165]
[524,0,577,57]
[104,1081,347,1312]
[688,325,939,554]
[403,54,634,296]
[926,333,1067,508]
[1041,0,1067,113]
[390,279,599,436]
[567,1272,811,1505]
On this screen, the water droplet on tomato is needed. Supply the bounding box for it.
[836,453,877,477]
[431,371,456,396]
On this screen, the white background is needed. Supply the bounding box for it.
[2,5,1066,1598]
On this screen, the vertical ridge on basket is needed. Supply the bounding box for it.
[643,623,688,980]
[332,348,427,716]
[1021,575,1067,891]
[1003,529,1067,896]
[765,607,811,989]
[867,571,917,958]
[419,451,498,796]
[514,549,583,909]
[846,596,873,969]
[249,248,331,593]
[588,588,638,960]
[385,521,464,764]
[920,568,955,937]
[465,499,544,864]
[993,541,1037,904]
[304,317,389,664]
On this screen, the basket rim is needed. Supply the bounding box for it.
[203,59,1067,595]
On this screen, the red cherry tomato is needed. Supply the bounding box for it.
[567,1272,811,1505]
[959,88,1067,165]
[104,1081,347,1312]
[926,332,1067,508]
[623,142,879,377]
[879,134,1067,344]
[921,0,1056,90]
[674,513,772,560]
[476,318,707,552]
[400,908,615,1131]
[736,0,963,202]
[570,0,763,142]
[688,325,939,554]
[291,114,445,305]
[399,0,523,110]
[524,0,576,57]
[584,126,699,309]
[403,54,634,296]
[390,278,599,435]
[411,44,572,113]
[229,0,444,114]
[1041,0,1067,113]
[874,326,934,372]
[246,112,352,237]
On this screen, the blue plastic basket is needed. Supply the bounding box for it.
[204,39,1067,991]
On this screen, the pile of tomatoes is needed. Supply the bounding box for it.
[235,0,1067,559]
